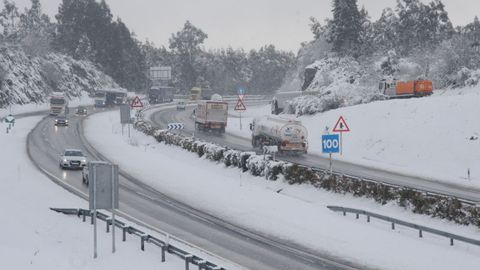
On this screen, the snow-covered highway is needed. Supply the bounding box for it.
[25,107,356,270]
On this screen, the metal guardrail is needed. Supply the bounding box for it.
[327,205,480,247]
[51,208,226,270]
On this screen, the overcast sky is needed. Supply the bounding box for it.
[14,0,480,52]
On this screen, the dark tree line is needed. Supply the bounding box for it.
[1,0,294,94]
[142,21,295,95]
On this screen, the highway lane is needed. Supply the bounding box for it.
[27,107,362,270]
[149,105,480,202]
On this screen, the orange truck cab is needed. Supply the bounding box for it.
[380,79,433,98]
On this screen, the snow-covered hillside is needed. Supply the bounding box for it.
[227,86,480,188]
[0,45,116,106]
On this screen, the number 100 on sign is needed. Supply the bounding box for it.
[322,134,340,153]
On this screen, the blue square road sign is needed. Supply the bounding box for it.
[322,134,340,153]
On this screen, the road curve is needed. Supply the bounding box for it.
[149,105,480,203]
[26,106,363,270]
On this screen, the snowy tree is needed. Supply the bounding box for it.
[0,0,20,40]
[169,20,208,91]
[463,16,480,49]
[74,34,95,61]
[372,8,399,53]
[380,50,400,76]
[309,17,323,40]
[395,0,453,56]
[327,0,363,56]
[18,0,54,56]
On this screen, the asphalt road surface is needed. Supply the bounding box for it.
[26,107,362,270]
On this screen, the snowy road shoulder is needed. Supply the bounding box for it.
[85,110,480,270]
[2,116,184,269]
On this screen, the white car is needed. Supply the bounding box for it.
[176,100,186,110]
[59,149,87,170]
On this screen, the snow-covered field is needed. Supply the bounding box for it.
[0,116,184,269]
[85,110,480,270]
[226,87,480,188]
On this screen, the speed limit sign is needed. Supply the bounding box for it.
[322,134,340,153]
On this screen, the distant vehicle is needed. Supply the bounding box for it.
[49,92,68,115]
[148,86,174,104]
[250,116,308,154]
[379,79,433,98]
[189,87,202,100]
[54,115,69,126]
[76,106,87,115]
[201,88,213,100]
[59,149,87,170]
[194,100,228,133]
[94,88,128,107]
[176,100,186,110]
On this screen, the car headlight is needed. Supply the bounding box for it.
[62,159,67,163]
[81,159,87,163]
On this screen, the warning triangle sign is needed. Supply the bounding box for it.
[234,98,246,111]
[130,96,144,108]
[333,116,350,132]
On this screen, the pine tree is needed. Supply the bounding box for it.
[169,21,208,91]
[0,0,20,40]
[327,0,363,56]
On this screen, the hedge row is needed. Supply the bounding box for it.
[134,120,480,228]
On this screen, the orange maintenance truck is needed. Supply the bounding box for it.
[379,79,433,98]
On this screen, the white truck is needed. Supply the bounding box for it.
[49,92,68,115]
[194,100,228,133]
[250,116,308,154]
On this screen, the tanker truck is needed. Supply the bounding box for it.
[250,116,308,154]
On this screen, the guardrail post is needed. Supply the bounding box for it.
[450,238,454,246]
[106,219,110,233]
[185,255,193,270]
[161,245,167,262]
[198,260,206,270]
[141,235,147,251]
[343,210,346,216]
[356,213,359,219]
[122,227,127,242]
[419,230,423,238]
[367,216,370,222]
[82,211,86,222]
[90,211,94,225]
[391,222,395,230]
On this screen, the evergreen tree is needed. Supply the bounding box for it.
[18,0,54,56]
[372,8,399,53]
[327,0,363,56]
[55,0,147,89]
[0,0,20,40]
[169,21,208,91]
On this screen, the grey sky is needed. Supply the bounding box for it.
[14,0,480,52]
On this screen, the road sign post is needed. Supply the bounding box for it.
[332,116,350,155]
[234,97,246,130]
[322,134,340,174]
[89,162,119,258]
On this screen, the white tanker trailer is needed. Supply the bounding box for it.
[250,116,308,154]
